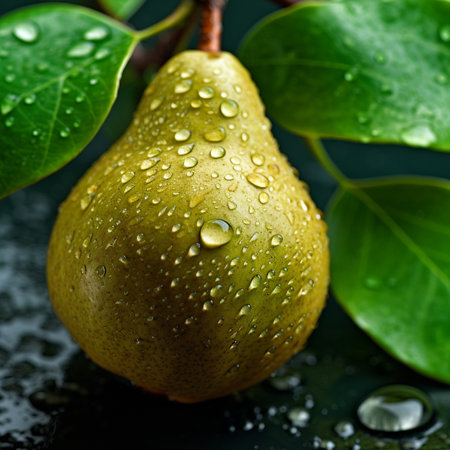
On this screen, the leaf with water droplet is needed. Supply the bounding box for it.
[240,0,450,151]
[0,4,138,198]
[328,177,450,383]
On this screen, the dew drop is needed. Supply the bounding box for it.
[84,26,109,41]
[1,94,17,115]
[174,79,192,94]
[13,23,39,43]
[246,173,269,188]
[174,129,191,142]
[68,42,94,58]
[24,94,36,105]
[238,304,251,317]
[177,143,195,155]
[198,86,215,99]
[200,219,233,248]
[203,300,213,311]
[188,243,200,257]
[401,125,436,147]
[4,116,14,127]
[251,153,265,166]
[334,421,355,439]
[220,99,239,118]
[95,265,106,278]
[183,157,198,168]
[95,48,111,60]
[259,192,269,204]
[75,93,86,103]
[59,128,71,138]
[287,407,310,427]
[147,147,162,157]
[439,25,450,42]
[248,274,261,290]
[140,159,159,170]
[210,146,226,159]
[80,195,92,210]
[271,234,283,247]
[204,126,226,142]
[241,132,249,142]
[5,73,15,83]
[344,67,359,81]
[357,385,434,432]
[150,95,164,111]
[269,372,301,391]
[181,68,195,78]
[121,171,135,183]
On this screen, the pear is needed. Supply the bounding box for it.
[47,51,329,403]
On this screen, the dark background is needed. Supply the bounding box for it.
[0,0,449,449]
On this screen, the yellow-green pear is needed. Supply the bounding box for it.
[47,51,329,403]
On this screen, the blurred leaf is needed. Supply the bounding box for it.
[239,0,450,151]
[99,0,145,20]
[328,177,450,383]
[0,4,137,198]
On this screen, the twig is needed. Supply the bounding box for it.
[198,0,228,53]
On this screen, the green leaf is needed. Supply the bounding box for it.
[0,4,137,198]
[99,0,145,20]
[327,177,450,383]
[239,0,450,151]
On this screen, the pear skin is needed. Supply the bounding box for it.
[47,51,329,402]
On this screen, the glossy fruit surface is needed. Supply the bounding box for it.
[47,51,329,402]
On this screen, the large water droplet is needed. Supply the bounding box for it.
[251,153,265,166]
[200,219,233,248]
[198,86,215,99]
[13,23,39,43]
[84,26,109,41]
[401,125,436,147]
[68,42,94,58]
[220,99,239,118]
[271,234,283,247]
[248,274,261,290]
[357,385,434,433]
[174,129,191,142]
[183,156,198,168]
[177,143,195,155]
[246,173,269,188]
[210,146,226,159]
[204,126,226,142]
[174,79,192,94]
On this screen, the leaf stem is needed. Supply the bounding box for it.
[135,0,196,42]
[198,0,228,53]
[303,137,351,187]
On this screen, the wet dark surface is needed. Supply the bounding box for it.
[1,1,450,449]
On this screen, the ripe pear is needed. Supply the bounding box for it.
[47,51,329,403]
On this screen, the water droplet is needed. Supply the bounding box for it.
[174,80,193,96]
[220,99,239,118]
[13,23,39,43]
[401,125,436,147]
[175,129,191,142]
[227,201,237,210]
[121,171,135,183]
[198,86,215,99]
[95,265,106,277]
[183,157,198,168]
[4,116,14,127]
[364,276,381,290]
[75,93,86,103]
[24,94,36,105]
[246,173,269,188]
[435,73,447,84]
[210,146,226,159]
[200,219,233,248]
[334,421,355,439]
[80,195,92,210]
[241,132,249,142]
[177,143,194,155]
[269,372,301,391]
[251,153,265,166]
[344,67,359,81]
[95,48,111,60]
[238,304,251,317]
[187,243,200,257]
[68,42,94,58]
[258,192,269,204]
[84,26,109,41]
[271,234,283,247]
[203,300,213,311]
[147,147,162,157]
[248,274,261,290]
[439,25,450,42]
[357,385,434,432]
[1,94,17,115]
[181,68,195,78]
[59,128,70,138]
[204,126,226,142]
[287,407,310,427]
[150,95,164,111]
[4,73,15,83]
[140,158,159,170]
[89,78,98,85]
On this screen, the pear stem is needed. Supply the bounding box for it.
[135,0,196,42]
[303,137,351,187]
[198,0,228,53]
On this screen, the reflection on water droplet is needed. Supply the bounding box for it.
[271,234,283,247]
[259,192,269,204]
[334,421,355,439]
[200,219,233,248]
[68,42,94,58]
[198,86,215,99]
[248,274,261,290]
[59,128,70,138]
[13,23,39,43]
[401,125,436,147]
[75,93,86,103]
[357,385,434,433]
[210,146,226,159]
[177,143,195,155]
[183,156,198,168]
[95,265,106,278]
[1,94,17,115]
[188,243,200,257]
[251,153,265,166]
[121,171,135,183]
[175,129,191,142]
[204,126,226,142]
[238,304,251,317]
[287,407,310,427]
[24,94,36,105]
[84,26,109,41]
[344,67,359,81]
[220,99,239,118]
[174,79,192,94]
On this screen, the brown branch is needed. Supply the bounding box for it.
[198,0,228,53]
